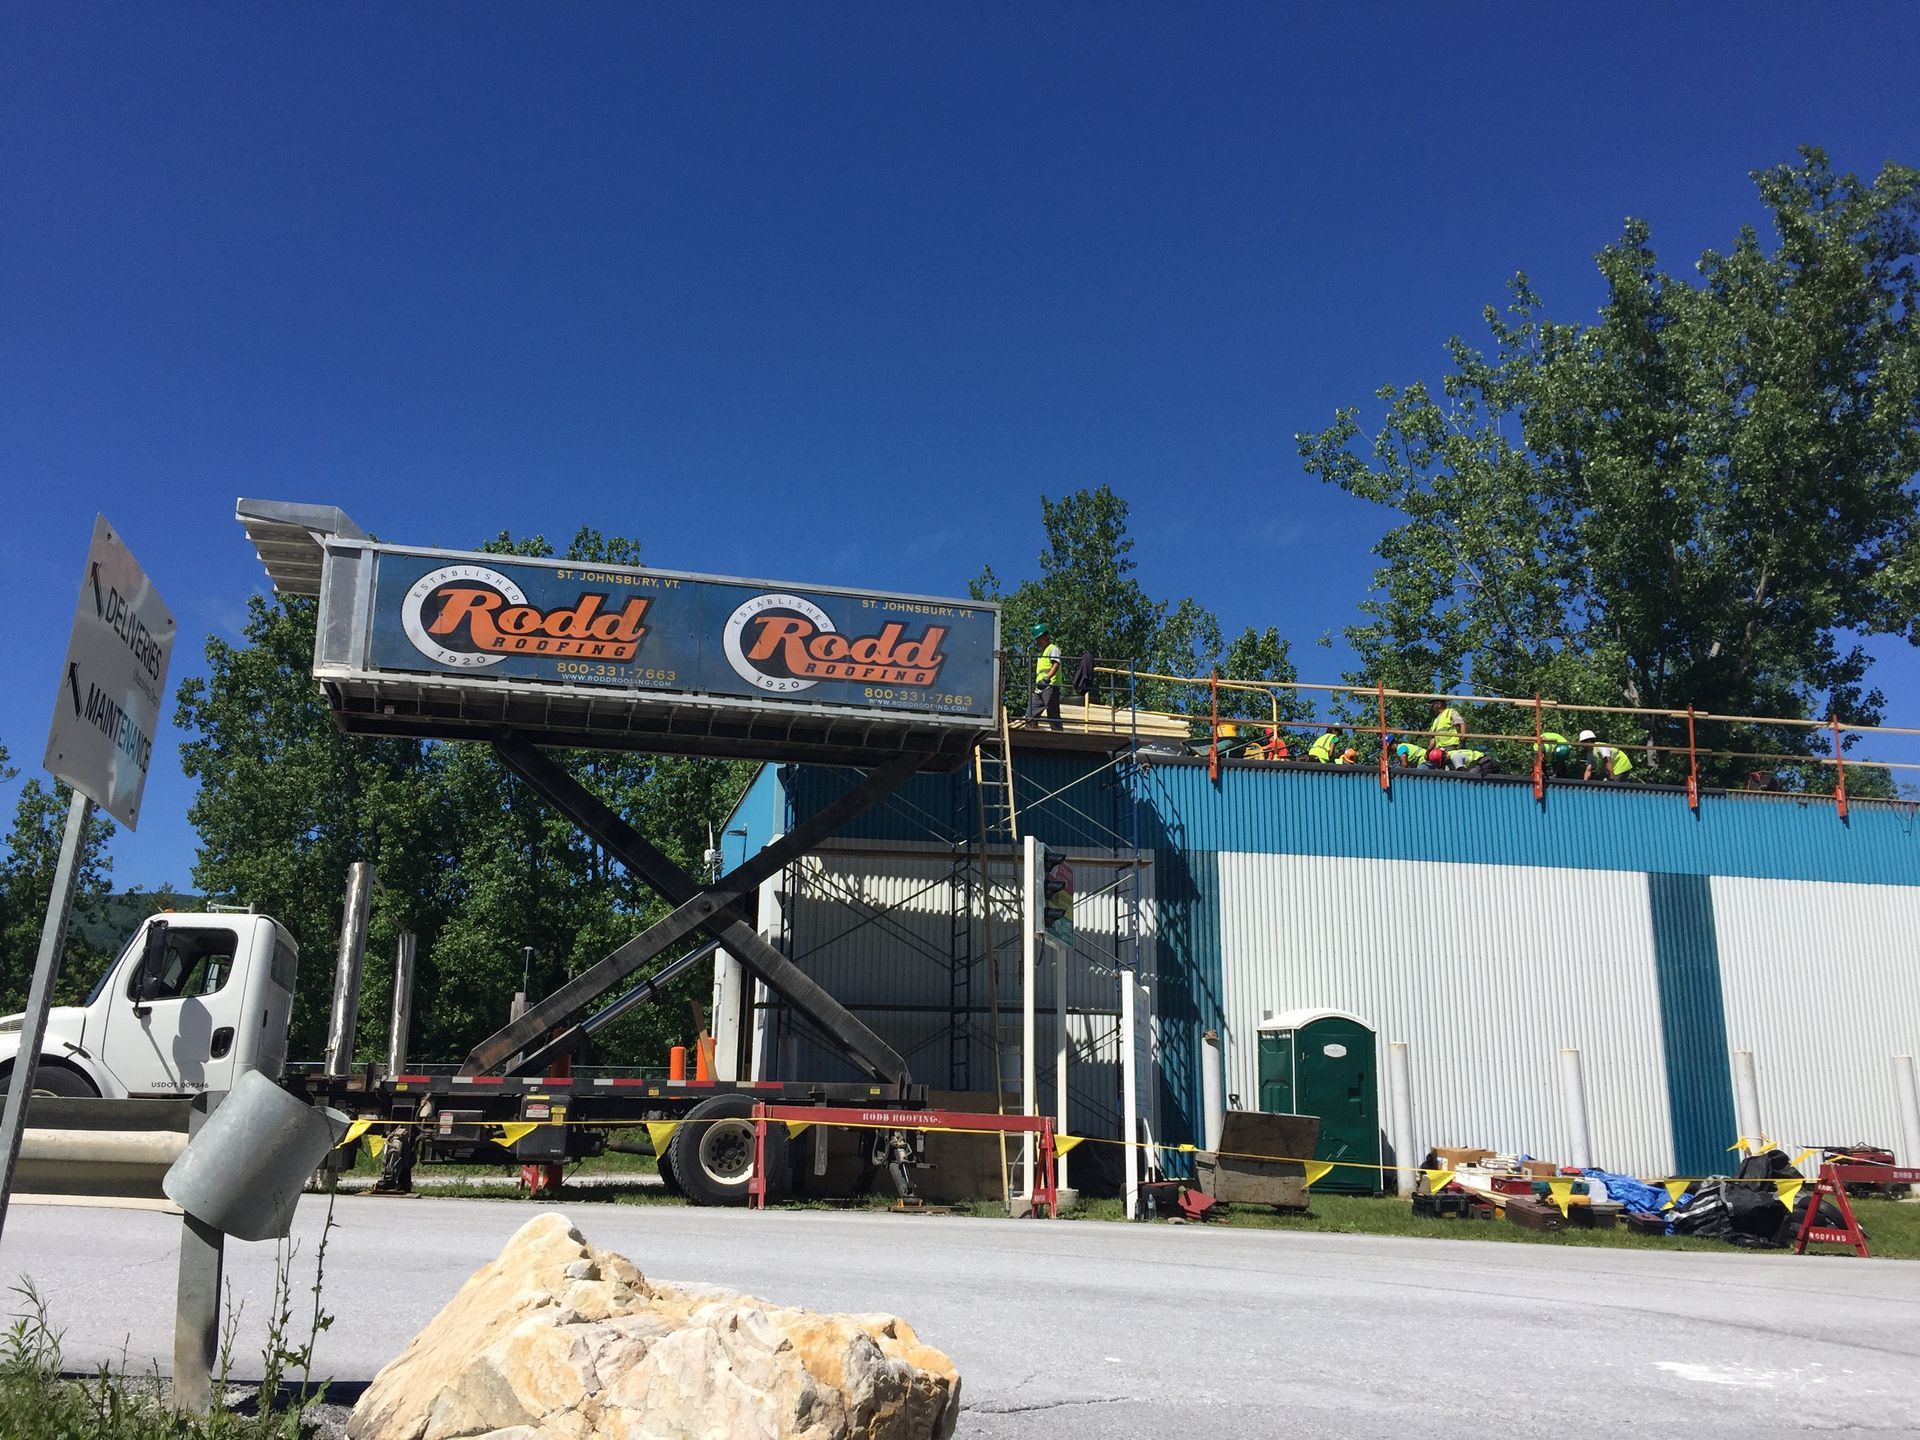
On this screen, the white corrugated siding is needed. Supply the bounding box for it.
[1711,875,1920,1168]
[1218,853,1678,1176]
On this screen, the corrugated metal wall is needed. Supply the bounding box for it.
[1218,852,1680,1176]
[1712,876,1920,1165]
[725,750,1919,1180]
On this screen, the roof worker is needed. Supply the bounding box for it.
[1392,741,1425,768]
[1578,729,1634,781]
[1441,746,1498,777]
[1334,746,1361,765]
[1260,726,1291,761]
[1428,697,1466,754]
[1307,730,1342,762]
[1026,623,1063,732]
[1535,730,1577,779]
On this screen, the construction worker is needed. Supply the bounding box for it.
[1441,746,1498,776]
[1335,746,1361,765]
[1307,730,1341,762]
[1535,731,1577,779]
[1027,623,1062,731]
[1392,741,1425,767]
[1578,729,1634,781]
[1259,726,1291,760]
[1428,698,1466,754]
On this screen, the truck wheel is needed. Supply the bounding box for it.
[668,1094,789,1207]
[656,1150,683,1197]
[8,1062,96,1099]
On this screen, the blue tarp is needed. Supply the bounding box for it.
[1583,1167,1670,1214]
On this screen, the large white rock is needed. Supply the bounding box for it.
[347,1213,959,1440]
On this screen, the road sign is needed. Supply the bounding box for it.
[42,515,175,830]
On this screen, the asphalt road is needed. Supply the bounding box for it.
[5,1196,1918,1437]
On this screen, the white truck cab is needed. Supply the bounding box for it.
[0,912,299,1098]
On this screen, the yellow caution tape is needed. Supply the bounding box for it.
[1303,1161,1334,1188]
[785,1121,813,1139]
[499,1122,538,1147]
[1424,1168,1453,1195]
[1663,1179,1691,1206]
[1055,1135,1086,1157]
[1727,1136,1750,1153]
[339,1117,372,1148]
[1774,1178,1804,1210]
[1790,1148,1816,1170]
[365,1133,387,1160]
[1545,1178,1573,1217]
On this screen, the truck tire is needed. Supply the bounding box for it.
[655,1150,683,1197]
[5,1061,96,1099]
[668,1094,789,1207]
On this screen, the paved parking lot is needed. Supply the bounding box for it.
[7,1196,1918,1436]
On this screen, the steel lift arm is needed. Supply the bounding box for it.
[464,735,925,1091]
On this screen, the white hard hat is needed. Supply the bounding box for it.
[1577,729,1597,743]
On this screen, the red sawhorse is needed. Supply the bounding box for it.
[748,1103,1059,1216]
[1794,1162,1920,1257]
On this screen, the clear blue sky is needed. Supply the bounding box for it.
[3,6,1915,890]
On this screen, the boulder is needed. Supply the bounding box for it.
[346,1213,959,1440]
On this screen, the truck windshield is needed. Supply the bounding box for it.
[83,931,141,1006]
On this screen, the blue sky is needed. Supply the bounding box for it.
[3,6,1915,890]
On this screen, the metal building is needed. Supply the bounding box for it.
[718,744,1920,1180]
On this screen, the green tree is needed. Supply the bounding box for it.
[971,486,1313,726]
[1298,149,1919,786]
[0,764,118,1008]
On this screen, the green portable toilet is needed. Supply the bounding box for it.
[1257,1009,1383,1194]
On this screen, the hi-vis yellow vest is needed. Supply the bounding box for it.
[1035,644,1061,683]
[1601,745,1633,777]
[1430,707,1464,749]
[1308,732,1337,762]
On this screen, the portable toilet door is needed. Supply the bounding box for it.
[1256,1009,1383,1194]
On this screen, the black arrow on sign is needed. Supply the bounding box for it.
[67,663,82,717]
[89,562,103,617]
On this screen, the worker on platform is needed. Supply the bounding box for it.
[1535,731,1577,779]
[1578,729,1634,781]
[1307,730,1342,762]
[1428,697,1466,755]
[1392,741,1425,768]
[1335,746,1361,765]
[1441,746,1498,777]
[1260,726,1291,761]
[1027,623,1063,731]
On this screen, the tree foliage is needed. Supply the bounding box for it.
[175,527,754,1065]
[970,485,1313,726]
[1298,149,1919,786]
[0,739,119,1007]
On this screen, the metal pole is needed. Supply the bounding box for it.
[172,1093,223,1414]
[1893,1055,1920,1201]
[1120,978,1140,1219]
[0,790,92,1246]
[1053,937,1069,1196]
[1558,1047,1593,1169]
[1387,1040,1416,1198]
[324,861,374,1076]
[1731,1049,1764,1151]
[1201,1028,1225,1152]
[1021,836,1039,1202]
[385,931,416,1078]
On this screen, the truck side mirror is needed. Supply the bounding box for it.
[137,920,171,1001]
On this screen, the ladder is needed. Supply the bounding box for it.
[973,707,1024,1113]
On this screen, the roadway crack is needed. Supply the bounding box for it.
[966,1395,1132,1415]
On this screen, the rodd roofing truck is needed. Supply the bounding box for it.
[1,498,1004,1206]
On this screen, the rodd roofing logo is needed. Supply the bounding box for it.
[722,592,949,694]
[402,563,651,669]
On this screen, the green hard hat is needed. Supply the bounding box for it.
[1031,623,1048,637]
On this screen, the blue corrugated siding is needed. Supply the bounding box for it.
[1135,760,1920,886]
[1647,872,1738,1175]
[1151,847,1220,1155]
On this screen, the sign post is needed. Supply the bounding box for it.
[0,516,174,1245]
